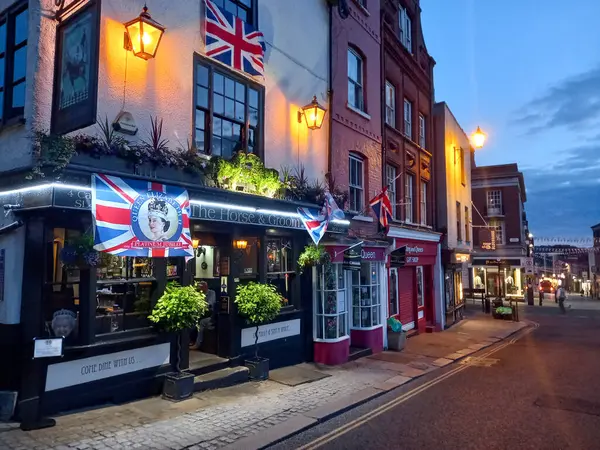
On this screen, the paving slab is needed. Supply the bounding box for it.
[372,375,412,392]
[303,387,382,421]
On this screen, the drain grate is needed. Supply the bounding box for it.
[535,396,600,417]
[459,356,500,367]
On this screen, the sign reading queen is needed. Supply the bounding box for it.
[91,174,194,258]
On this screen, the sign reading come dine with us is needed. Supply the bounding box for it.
[91,174,194,258]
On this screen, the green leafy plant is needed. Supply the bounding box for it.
[297,244,331,274]
[212,152,284,197]
[235,282,282,359]
[142,115,169,153]
[149,282,208,372]
[28,131,77,179]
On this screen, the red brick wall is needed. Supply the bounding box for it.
[382,0,435,228]
[330,0,382,237]
[472,185,524,246]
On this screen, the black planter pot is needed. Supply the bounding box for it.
[245,357,269,381]
[162,371,195,401]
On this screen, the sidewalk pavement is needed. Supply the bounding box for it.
[0,313,529,450]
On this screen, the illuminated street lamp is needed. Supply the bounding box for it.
[471,126,487,149]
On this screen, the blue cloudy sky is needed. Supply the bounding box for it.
[422,0,600,242]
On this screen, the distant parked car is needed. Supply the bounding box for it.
[539,280,554,294]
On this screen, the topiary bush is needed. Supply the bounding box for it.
[149,282,208,371]
[235,282,282,358]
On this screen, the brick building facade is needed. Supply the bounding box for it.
[381,0,443,334]
[471,164,530,299]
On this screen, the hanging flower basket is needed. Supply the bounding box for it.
[59,234,100,270]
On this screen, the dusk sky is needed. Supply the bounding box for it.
[422,0,600,244]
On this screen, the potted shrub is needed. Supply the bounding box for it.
[235,282,283,380]
[387,316,406,351]
[148,282,207,401]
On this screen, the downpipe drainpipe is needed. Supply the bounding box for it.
[327,3,334,180]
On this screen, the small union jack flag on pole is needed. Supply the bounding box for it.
[205,0,266,77]
[91,174,194,258]
[369,187,394,230]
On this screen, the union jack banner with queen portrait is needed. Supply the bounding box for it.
[91,174,194,258]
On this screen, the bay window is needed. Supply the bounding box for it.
[351,263,381,328]
[314,264,347,340]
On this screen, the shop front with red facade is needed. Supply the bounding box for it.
[387,228,442,334]
[312,242,388,365]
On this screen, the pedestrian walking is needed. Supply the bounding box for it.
[557,285,567,314]
[538,287,544,306]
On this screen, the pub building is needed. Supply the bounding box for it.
[0,169,348,418]
[0,0,337,420]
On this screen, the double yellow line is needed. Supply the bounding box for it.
[297,323,537,450]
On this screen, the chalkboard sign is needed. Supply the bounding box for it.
[53,187,92,209]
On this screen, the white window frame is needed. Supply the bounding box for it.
[386,164,397,219]
[347,48,364,111]
[405,173,414,223]
[399,6,412,52]
[420,181,427,225]
[418,114,426,148]
[313,264,348,342]
[416,266,424,308]
[456,201,462,241]
[385,81,395,127]
[404,99,412,139]
[351,262,382,329]
[490,220,505,245]
[349,154,364,213]
[389,267,399,317]
[487,190,502,215]
[465,206,470,242]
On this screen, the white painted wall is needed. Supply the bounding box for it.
[0,0,329,181]
[0,225,25,325]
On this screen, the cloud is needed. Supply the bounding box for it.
[514,65,600,133]
[524,162,600,239]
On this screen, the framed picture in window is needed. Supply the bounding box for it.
[51,0,101,135]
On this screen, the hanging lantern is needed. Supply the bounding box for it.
[124,5,166,60]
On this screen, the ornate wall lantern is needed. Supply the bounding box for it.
[124,5,165,60]
[298,96,327,130]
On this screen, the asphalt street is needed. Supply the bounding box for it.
[270,295,600,450]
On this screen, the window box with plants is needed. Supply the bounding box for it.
[387,316,406,351]
[235,282,283,380]
[148,282,208,401]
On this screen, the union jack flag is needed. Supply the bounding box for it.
[298,193,344,245]
[91,174,194,258]
[205,0,266,77]
[370,187,394,229]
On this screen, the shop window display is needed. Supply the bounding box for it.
[95,255,156,335]
[351,263,381,328]
[416,266,424,307]
[314,264,347,340]
[44,228,82,344]
[266,238,295,308]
